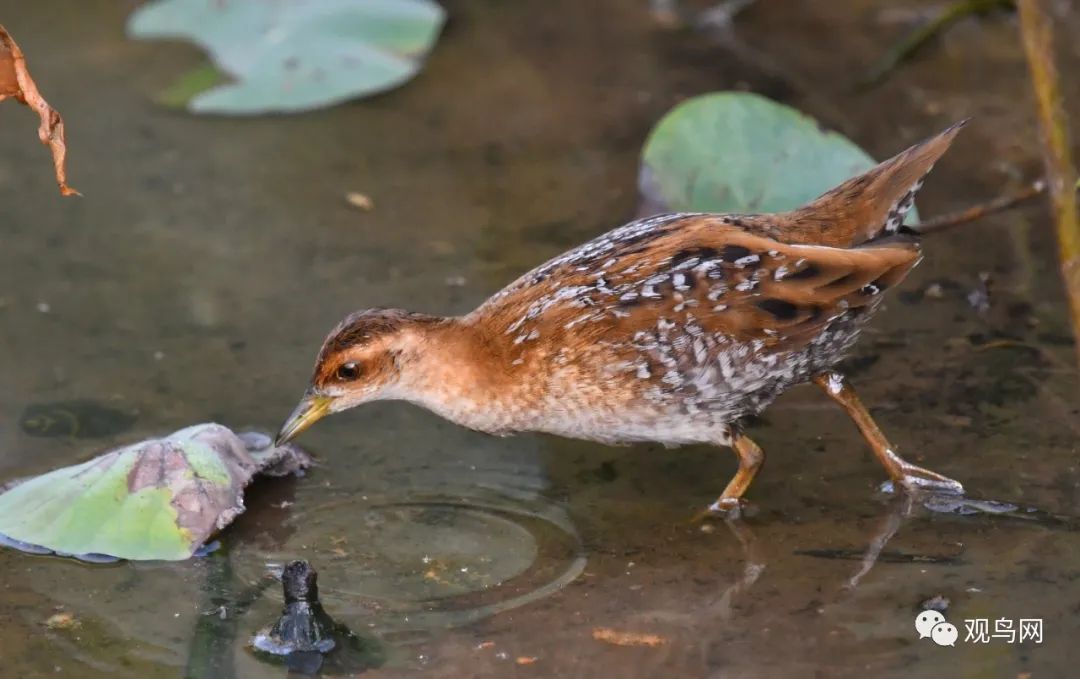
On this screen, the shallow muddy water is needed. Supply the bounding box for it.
[1,1,1078,677]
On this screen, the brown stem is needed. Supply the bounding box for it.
[1018,0,1080,367]
[911,179,1047,235]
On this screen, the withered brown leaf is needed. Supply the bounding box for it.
[0,24,78,196]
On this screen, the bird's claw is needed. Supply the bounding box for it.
[692,497,752,523]
[880,465,965,496]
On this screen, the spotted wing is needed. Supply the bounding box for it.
[478,214,921,353]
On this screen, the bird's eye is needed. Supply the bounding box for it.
[336,362,361,381]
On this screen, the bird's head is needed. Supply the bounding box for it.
[275,308,441,444]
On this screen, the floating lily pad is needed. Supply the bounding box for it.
[0,424,311,561]
[127,0,446,114]
[640,92,918,221]
[19,400,137,439]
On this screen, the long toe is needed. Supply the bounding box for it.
[899,470,964,496]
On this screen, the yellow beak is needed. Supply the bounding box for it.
[275,392,332,445]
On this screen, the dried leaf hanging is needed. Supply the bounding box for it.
[0,24,78,196]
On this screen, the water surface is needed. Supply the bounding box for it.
[1,1,1078,676]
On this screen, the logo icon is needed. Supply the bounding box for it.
[915,609,956,646]
[931,621,959,646]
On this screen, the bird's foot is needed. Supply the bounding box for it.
[880,463,964,496]
[692,497,754,523]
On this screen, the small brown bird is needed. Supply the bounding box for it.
[278,122,968,515]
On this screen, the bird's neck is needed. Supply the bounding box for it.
[392,316,517,431]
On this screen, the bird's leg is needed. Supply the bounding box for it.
[812,371,963,495]
[699,429,765,518]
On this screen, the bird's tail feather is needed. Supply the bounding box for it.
[779,120,967,248]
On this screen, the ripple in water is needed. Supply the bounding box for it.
[232,490,586,639]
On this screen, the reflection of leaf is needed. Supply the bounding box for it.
[640,93,918,221]
[127,0,446,115]
[0,424,310,561]
[0,24,78,195]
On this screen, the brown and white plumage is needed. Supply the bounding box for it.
[277,122,968,514]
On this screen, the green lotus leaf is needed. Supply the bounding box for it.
[640,92,918,221]
[127,0,446,114]
[0,424,310,561]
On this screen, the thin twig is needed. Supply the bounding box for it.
[860,0,1015,89]
[911,179,1046,235]
[1018,0,1080,367]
